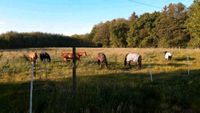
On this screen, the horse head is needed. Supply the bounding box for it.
[97,53,108,68]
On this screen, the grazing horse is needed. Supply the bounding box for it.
[97,53,108,68]
[40,51,51,62]
[164,51,172,60]
[28,52,38,63]
[61,51,87,62]
[124,52,142,69]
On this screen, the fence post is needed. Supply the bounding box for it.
[72,47,77,95]
[148,58,153,82]
[30,61,36,113]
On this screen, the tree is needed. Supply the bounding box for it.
[127,12,139,47]
[186,2,200,47]
[127,12,160,47]
[156,3,190,48]
[110,19,129,47]
[91,22,111,47]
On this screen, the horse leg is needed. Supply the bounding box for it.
[136,62,139,69]
[105,59,108,68]
[100,62,103,68]
[137,56,142,69]
[97,60,100,65]
[128,61,131,69]
[63,58,66,63]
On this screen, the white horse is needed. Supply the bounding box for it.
[124,52,142,69]
[164,51,172,60]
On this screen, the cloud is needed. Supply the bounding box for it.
[0,21,6,25]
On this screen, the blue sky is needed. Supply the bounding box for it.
[0,0,193,36]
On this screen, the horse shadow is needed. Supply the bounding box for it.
[141,63,187,69]
[174,56,195,61]
[107,62,187,71]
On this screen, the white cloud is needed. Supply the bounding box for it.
[0,21,6,25]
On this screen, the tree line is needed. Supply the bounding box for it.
[0,31,95,49]
[80,2,200,48]
[0,2,199,49]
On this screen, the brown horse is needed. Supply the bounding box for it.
[97,53,108,68]
[28,52,38,63]
[61,51,87,62]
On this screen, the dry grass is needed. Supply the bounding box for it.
[0,48,199,82]
[1,48,200,113]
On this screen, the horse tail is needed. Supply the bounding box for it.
[138,55,142,69]
[48,55,51,62]
[104,54,108,67]
[124,53,128,66]
[46,53,51,62]
[35,52,38,59]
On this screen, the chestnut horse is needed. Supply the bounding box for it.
[97,53,108,68]
[28,52,38,63]
[61,51,87,62]
[124,52,142,69]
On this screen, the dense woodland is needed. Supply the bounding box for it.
[0,1,200,49]
[0,32,95,49]
[79,1,200,48]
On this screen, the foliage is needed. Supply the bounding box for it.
[110,19,129,47]
[90,22,111,47]
[0,31,95,49]
[186,2,200,48]
[88,3,196,48]
[156,3,190,48]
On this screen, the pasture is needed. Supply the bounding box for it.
[0,48,200,113]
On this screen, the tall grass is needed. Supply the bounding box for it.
[0,48,200,113]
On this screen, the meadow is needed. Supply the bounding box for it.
[0,48,200,113]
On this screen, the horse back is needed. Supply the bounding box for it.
[29,52,38,61]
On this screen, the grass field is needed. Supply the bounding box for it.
[0,48,200,113]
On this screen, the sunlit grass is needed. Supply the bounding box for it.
[0,48,200,113]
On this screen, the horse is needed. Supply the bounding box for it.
[124,52,142,69]
[28,52,38,63]
[164,51,172,60]
[39,51,51,62]
[97,53,108,68]
[61,51,87,62]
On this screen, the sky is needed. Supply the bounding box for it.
[0,0,193,36]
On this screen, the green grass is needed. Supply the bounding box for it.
[0,48,200,113]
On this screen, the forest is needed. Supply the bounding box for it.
[79,1,200,48]
[0,1,199,48]
[0,32,94,49]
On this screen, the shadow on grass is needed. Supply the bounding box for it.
[1,69,200,113]
[107,62,187,71]
[174,56,195,61]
